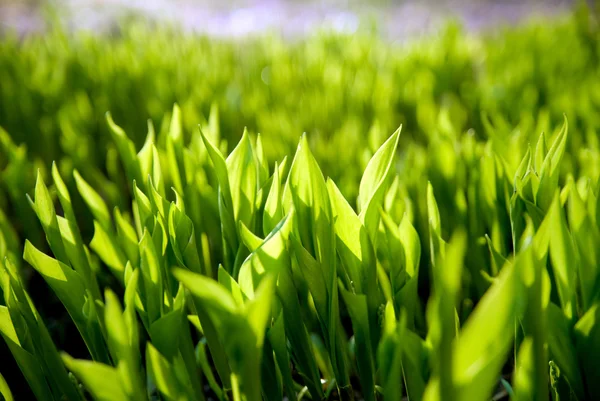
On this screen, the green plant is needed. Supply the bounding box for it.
[1,4,600,400]
[0,105,598,399]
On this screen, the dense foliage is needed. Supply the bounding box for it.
[1,5,600,401]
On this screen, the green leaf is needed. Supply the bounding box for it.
[147,342,181,401]
[513,338,535,401]
[263,161,284,236]
[1,259,82,400]
[173,268,237,317]
[244,275,275,348]
[147,176,169,220]
[327,179,374,295]
[567,180,600,311]
[328,178,380,349]
[239,220,263,252]
[62,355,128,401]
[104,290,145,400]
[546,303,585,400]
[199,127,233,213]
[402,329,428,401]
[288,135,350,386]
[377,303,404,401]
[425,231,465,401]
[380,210,409,319]
[358,126,401,211]
[74,170,112,231]
[174,268,233,389]
[139,230,164,325]
[31,170,69,264]
[534,132,547,174]
[453,257,523,401]
[276,266,323,400]
[267,312,297,401]
[146,342,195,401]
[547,194,577,320]
[195,340,224,399]
[23,241,87,327]
[0,372,13,401]
[339,288,375,401]
[358,126,401,243]
[397,214,421,328]
[166,137,185,196]
[226,129,258,229]
[218,266,247,306]
[106,112,143,186]
[485,234,508,276]
[288,134,335,271]
[168,200,203,274]
[0,306,54,401]
[519,240,551,401]
[52,163,101,299]
[261,338,283,401]
[427,182,442,239]
[137,119,156,182]
[123,268,140,344]
[133,181,154,236]
[255,133,270,187]
[290,235,328,327]
[150,310,183,358]
[199,127,238,270]
[238,210,295,297]
[574,301,600,399]
[114,208,140,267]
[536,117,568,211]
[90,220,127,281]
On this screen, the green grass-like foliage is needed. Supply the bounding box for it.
[0,4,600,401]
[0,108,598,401]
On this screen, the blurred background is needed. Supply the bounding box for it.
[0,0,575,39]
[0,0,591,199]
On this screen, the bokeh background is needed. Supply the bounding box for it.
[1,0,574,39]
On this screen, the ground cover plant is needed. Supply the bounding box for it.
[1,3,600,401]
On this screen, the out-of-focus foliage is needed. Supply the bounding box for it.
[0,4,600,401]
[1,6,600,202]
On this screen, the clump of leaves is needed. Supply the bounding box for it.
[0,103,597,401]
